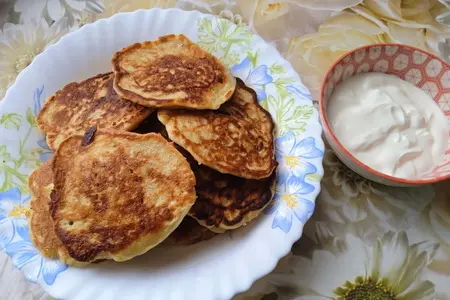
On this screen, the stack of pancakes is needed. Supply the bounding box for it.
[30,34,277,266]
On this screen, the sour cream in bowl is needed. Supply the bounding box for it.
[319,44,450,186]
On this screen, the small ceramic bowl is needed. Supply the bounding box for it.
[319,43,450,186]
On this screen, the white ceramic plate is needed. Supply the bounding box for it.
[0,8,324,300]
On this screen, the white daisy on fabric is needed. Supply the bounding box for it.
[311,149,434,244]
[14,0,104,26]
[404,182,450,300]
[0,18,74,100]
[270,229,438,300]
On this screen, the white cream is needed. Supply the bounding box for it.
[327,72,448,179]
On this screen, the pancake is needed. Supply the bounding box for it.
[189,165,276,232]
[158,79,277,179]
[28,162,100,266]
[164,217,217,246]
[37,72,153,150]
[28,161,62,259]
[28,160,53,199]
[50,128,196,264]
[112,34,236,110]
[133,114,276,232]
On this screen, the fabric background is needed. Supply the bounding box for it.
[0,1,449,299]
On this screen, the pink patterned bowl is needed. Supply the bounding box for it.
[319,43,450,186]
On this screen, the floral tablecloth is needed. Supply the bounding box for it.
[1,1,450,299]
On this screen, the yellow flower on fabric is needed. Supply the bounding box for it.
[286,10,385,101]
[98,0,177,19]
[288,0,363,10]
[250,1,289,27]
[364,0,402,21]
[218,10,245,26]
[356,0,450,54]
[286,0,450,101]
[0,18,74,101]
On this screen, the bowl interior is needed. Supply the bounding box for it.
[321,44,450,183]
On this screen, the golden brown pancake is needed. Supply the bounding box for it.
[28,160,53,199]
[134,113,277,232]
[50,128,196,264]
[164,217,217,246]
[28,161,63,259]
[111,34,236,110]
[158,79,277,179]
[37,72,153,150]
[28,162,100,266]
[189,165,276,232]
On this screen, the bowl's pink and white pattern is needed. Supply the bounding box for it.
[320,44,450,185]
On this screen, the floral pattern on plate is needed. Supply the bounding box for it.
[0,85,65,285]
[0,9,324,300]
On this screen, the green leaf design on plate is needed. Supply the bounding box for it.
[0,109,43,193]
[291,104,313,121]
[26,108,37,127]
[306,173,322,182]
[197,17,252,66]
[0,145,28,192]
[260,98,269,111]
[0,145,14,163]
[269,63,286,75]
[0,113,22,130]
[247,51,259,68]
[267,94,313,136]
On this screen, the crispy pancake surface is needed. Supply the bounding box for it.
[112,34,236,110]
[37,72,153,150]
[50,129,196,264]
[134,113,276,232]
[158,79,276,179]
[29,161,63,259]
[28,160,53,199]
[28,162,98,266]
[189,165,276,232]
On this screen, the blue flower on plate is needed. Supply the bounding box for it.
[0,188,29,249]
[32,85,54,162]
[33,85,44,115]
[37,139,54,163]
[0,188,67,285]
[6,229,67,285]
[231,57,273,101]
[286,84,312,101]
[265,177,315,233]
[276,132,323,185]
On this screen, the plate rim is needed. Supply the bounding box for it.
[0,7,325,300]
